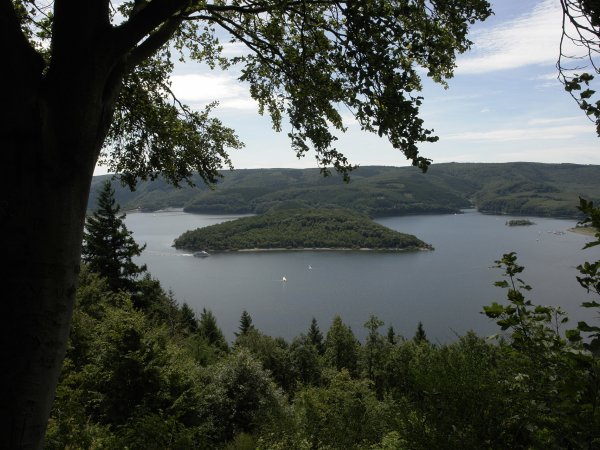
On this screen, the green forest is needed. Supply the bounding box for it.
[90,163,600,218]
[47,182,600,449]
[173,209,430,252]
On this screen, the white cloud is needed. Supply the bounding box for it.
[445,123,594,142]
[170,73,257,110]
[221,42,250,57]
[532,71,560,81]
[527,116,580,125]
[220,98,259,110]
[457,0,562,74]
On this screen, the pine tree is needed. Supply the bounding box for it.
[236,310,255,337]
[178,303,198,334]
[413,321,429,344]
[198,308,228,352]
[82,181,146,292]
[325,316,359,376]
[307,317,324,354]
[387,326,397,345]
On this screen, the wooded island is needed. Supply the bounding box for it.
[173,209,431,252]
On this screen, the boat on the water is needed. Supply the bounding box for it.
[193,251,210,258]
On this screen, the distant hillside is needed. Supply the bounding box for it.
[90,162,600,218]
[173,209,431,252]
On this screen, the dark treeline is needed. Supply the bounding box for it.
[47,182,600,448]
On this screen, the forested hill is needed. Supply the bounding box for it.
[90,162,600,218]
[173,209,431,252]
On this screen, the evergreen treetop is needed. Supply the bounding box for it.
[82,181,147,292]
[413,321,428,344]
[307,317,324,354]
[236,310,255,337]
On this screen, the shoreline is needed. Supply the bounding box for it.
[186,246,433,254]
[568,227,598,237]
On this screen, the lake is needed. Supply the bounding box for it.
[124,210,597,343]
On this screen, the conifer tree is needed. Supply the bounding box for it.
[413,321,429,344]
[307,317,324,355]
[82,181,146,292]
[178,302,198,334]
[236,310,255,337]
[325,316,359,375]
[198,308,229,352]
[387,326,397,345]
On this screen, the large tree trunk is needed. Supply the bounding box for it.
[0,0,181,445]
[1,154,92,448]
[0,51,118,449]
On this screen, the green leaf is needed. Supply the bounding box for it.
[565,329,582,342]
[483,303,504,318]
[578,321,600,333]
[581,301,600,308]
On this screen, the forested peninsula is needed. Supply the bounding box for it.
[173,209,431,252]
[90,162,600,219]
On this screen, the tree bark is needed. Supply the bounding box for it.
[0,2,186,446]
[0,152,91,448]
[0,53,119,450]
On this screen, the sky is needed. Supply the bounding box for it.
[96,0,599,175]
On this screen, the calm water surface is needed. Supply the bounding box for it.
[125,210,597,342]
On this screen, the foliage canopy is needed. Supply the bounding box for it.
[11,0,492,185]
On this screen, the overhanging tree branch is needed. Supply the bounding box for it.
[558,0,600,136]
[113,0,190,58]
[127,15,185,69]
[203,0,335,15]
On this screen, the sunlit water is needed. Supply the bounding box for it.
[124,210,597,343]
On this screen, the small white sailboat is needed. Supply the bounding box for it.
[308,265,312,270]
[282,276,287,282]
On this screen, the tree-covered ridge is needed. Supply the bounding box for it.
[173,209,431,252]
[92,162,600,218]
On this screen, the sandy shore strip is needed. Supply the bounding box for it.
[230,246,433,252]
[568,227,598,237]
